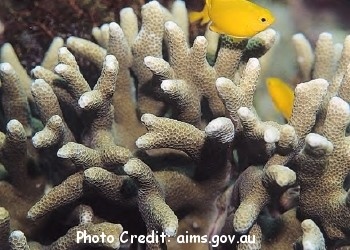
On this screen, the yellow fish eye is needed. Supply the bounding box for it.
[261,17,266,22]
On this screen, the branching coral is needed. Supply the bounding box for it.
[227,32,350,249]
[0,0,349,250]
[295,97,350,239]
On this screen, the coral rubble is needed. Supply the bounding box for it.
[0,0,349,249]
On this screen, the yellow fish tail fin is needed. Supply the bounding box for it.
[189,4,210,25]
[266,77,294,120]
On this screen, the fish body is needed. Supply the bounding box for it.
[189,0,275,38]
[266,77,294,120]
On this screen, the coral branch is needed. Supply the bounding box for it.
[313,32,335,82]
[66,37,106,67]
[32,115,65,148]
[216,58,260,132]
[124,158,178,249]
[0,63,32,136]
[50,222,123,250]
[292,33,314,81]
[28,172,84,220]
[84,167,135,205]
[300,219,326,250]
[0,43,33,103]
[8,230,29,250]
[295,97,350,239]
[0,120,28,191]
[136,114,205,160]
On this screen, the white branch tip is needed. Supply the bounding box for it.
[54,64,68,74]
[329,96,350,114]
[237,107,253,120]
[161,80,176,92]
[0,62,13,73]
[140,113,156,125]
[165,21,178,31]
[104,55,117,70]
[216,77,233,89]
[264,127,280,143]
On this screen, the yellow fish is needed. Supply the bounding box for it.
[266,77,294,120]
[189,0,275,38]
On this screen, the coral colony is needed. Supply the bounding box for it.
[0,1,349,249]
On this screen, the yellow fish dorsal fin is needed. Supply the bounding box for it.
[189,1,210,25]
[266,77,295,120]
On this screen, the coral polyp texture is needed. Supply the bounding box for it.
[0,0,349,249]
